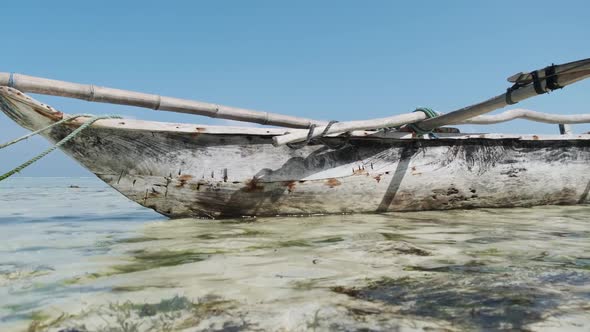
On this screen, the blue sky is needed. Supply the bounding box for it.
[1,0,590,176]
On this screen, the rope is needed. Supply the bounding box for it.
[287,123,317,149]
[0,114,122,181]
[320,120,339,137]
[407,108,439,137]
[0,114,93,149]
[7,73,15,88]
[287,120,342,149]
[317,120,351,149]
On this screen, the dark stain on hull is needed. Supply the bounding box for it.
[242,178,265,193]
[283,181,296,193]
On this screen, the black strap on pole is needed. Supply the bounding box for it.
[506,64,565,105]
[531,70,546,95]
[505,85,518,105]
[545,64,563,90]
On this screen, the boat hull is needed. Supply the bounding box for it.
[2,87,590,218]
[64,136,590,218]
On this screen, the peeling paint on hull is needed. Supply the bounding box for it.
[2,87,590,219]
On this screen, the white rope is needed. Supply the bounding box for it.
[459,108,590,125]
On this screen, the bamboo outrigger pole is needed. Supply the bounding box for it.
[274,57,590,145]
[0,73,326,129]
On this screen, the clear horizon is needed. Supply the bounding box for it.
[2,0,590,177]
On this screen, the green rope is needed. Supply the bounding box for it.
[407,107,439,137]
[0,114,122,181]
[0,114,94,149]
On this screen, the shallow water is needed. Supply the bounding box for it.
[1,177,589,331]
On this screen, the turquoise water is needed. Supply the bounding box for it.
[1,177,589,331]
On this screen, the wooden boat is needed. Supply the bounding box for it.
[2,58,590,218]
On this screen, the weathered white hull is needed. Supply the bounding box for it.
[2,87,590,218]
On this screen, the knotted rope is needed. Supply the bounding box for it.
[407,107,439,137]
[0,114,122,181]
[286,120,343,149]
